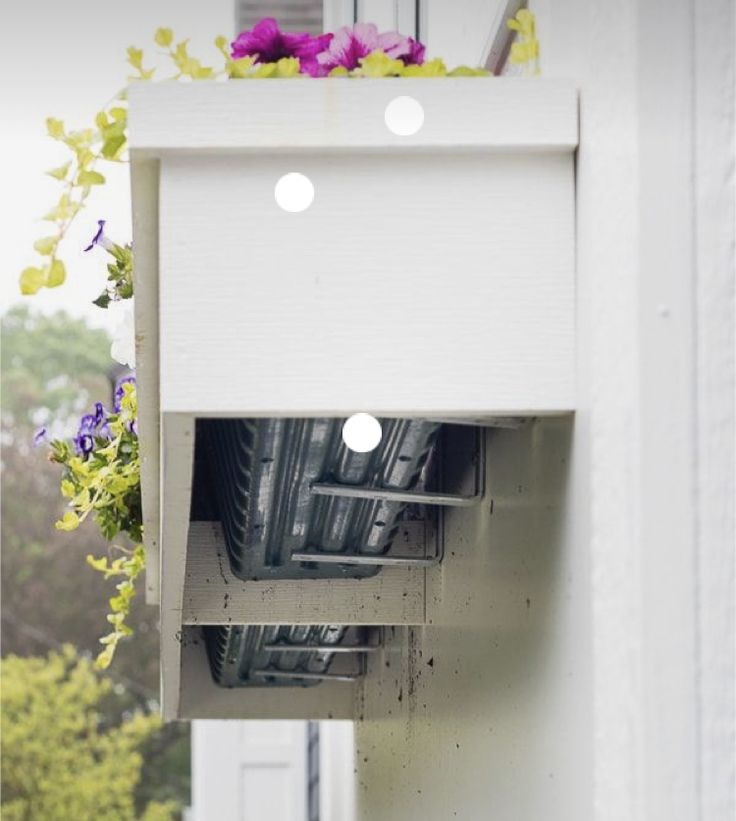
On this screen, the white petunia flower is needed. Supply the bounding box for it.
[110,299,136,368]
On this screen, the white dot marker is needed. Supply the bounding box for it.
[274,172,314,212]
[342,413,382,453]
[384,96,424,136]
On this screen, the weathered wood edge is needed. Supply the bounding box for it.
[128,78,578,154]
[159,413,195,721]
[130,158,161,604]
[182,521,427,625]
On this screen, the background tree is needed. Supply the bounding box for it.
[1,648,177,821]
[1,305,190,816]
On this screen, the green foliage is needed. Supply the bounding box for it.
[1,305,112,431]
[507,9,540,75]
[0,648,176,821]
[94,242,134,308]
[18,23,500,298]
[19,108,131,296]
[1,307,191,811]
[48,381,142,669]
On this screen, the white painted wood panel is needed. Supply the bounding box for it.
[182,522,426,625]
[346,2,735,821]
[131,159,161,603]
[127,80,577,152]
[356,419,592,819]
[128,56,579,724]
[692,5,736,819]
[192,721,307,821]
[356,0,397,30]
[158,413,195,720]
[178,635,356,720]
[422,0,505,67]
[319,722,356,821]
[158,147,575,415]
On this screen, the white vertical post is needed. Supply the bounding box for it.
[192,721,308,821]
[319,722,356,821]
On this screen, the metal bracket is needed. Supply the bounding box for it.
[253,631,378,682]
[290,549,440,567]
[251,669,361,682]
[261,643,380,653]
[292,428,486,569]
[310,483,480,507]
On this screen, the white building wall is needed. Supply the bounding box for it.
[334,1,736,820]
[192,720,308,821]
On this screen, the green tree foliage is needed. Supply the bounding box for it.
[1,305,112,432]
[0,648,177,821]
[1,306,190,816]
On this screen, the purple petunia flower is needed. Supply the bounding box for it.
[94,401,111,439]
[74,433,95,457]
[316,23,425,73]
[231,18,332,76]
[113,375,136,414]
[74,414,98,457]
[33,427,48,447]
[73,403,113,457]
[83,219,114,253]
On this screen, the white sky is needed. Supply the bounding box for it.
[1,0,234,330]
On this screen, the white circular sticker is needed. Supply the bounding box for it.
[384,96,425,136]
[274,172,315,212]
[342,413,383,453]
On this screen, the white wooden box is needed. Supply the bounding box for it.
[128,79,578,718]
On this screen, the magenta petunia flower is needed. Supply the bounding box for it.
[231,18,332,76]
[316,23,425,72]
[404,37,426,65]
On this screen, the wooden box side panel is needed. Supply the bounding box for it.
[128,79,578,152]
[159,150,575,415]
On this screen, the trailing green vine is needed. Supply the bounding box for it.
[39,378,142,669]
[17,20,513,298]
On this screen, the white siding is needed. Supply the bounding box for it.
[192,721,307,821]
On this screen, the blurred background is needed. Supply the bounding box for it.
[1,3,352,820]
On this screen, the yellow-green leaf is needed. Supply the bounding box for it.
[275,57,300,78]
[86,554,110,573]
[47,259,66,288]
[46,117,65,139]
[77,170,106,186]
[46,162,71,181]
[19,266,46,295]
[101,134,126,160]
[95,111,109,130]
[447,65,490,77]
[61,479,76,498]
[402,58,448,77]
[154,27,174,47]
[355,50,404,78]
[55,511,80,531]
[109,106,127,122]
[194,64,215,79]
[33,236,58,256]
[248,62,277,79]
[44,194,75,222]
[127,46,143,69]
[94,643,115,669]
[228,56,256,79]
